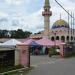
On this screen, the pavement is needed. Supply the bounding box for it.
[27,55,75,75]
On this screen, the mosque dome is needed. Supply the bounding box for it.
[52,19,69,29]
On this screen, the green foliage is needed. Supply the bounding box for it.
[0,29,32,38]
[0,30,9,38]
[48,46,59,57]
[0,65,24,73]
[0,66,33,75]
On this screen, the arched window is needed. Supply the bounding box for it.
[56,36,59,40]
[61,36,65,42]
[51,37,54,41]
[71,36,73,41]
[74,37,75,40]
[66,36,69,41]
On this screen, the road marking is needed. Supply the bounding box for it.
[0,67,28,75]
[31,59,64,68]
[31,65,38,67]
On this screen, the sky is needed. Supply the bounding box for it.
[0,0,75,33]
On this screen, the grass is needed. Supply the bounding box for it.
[0,65,33,75]
[3,67,33,75]
[0,65,24,73]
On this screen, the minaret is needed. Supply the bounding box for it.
[42,0,52,38]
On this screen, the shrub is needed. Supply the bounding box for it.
[0,65,24,73]
[48,46,59,56]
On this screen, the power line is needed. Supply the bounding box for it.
[55,0,75,42]
[73,13,74,35]
[71,12,72,37]
[55,0,75,20]
[68,10,69,39]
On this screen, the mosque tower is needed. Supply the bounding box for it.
[42,0,52,38]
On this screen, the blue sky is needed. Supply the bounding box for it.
[0,0,75,33]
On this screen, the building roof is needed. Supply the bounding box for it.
[1,39,21,46]
[19,39,39,46]
[36,38,54,46]
[52,19,69,29]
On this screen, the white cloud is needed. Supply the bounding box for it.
[25,8,43,32]
[0,11,8,17]
[0,0,75,33]
[5,0,24,5]
[7,8,44,32]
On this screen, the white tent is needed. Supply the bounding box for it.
[1,39,21,46]
[0,43,2,45]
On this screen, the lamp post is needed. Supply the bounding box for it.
[53,32,56,51]
[54,32,56,46]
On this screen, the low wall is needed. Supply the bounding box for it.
[17,45,29,67]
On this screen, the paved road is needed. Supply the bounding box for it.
[27,55,75,75]
[30,55,61,67]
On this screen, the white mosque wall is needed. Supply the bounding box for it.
[49,28,75,42]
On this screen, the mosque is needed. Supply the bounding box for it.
[30,0,75,43]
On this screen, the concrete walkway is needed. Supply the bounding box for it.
[27,56,75,75]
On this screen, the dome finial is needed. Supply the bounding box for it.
[45,0,50,7]
[60,13,61,20]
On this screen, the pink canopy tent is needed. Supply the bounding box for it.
[20,38,30,43]
[18,38,65,46]
[36,38,65,46]
[17,39,34,45]
[36,38,54,46]
[21,39,39,46]
[55,40,66,45]
[24,39,34,44]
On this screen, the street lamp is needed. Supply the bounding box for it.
[53,32,56,46]
[53,32,56,51]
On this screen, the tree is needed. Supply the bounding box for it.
[10,29,32,38]
[0,29,32,38]
[24,31,32,38]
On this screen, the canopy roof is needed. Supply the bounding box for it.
[29,41,39,46]
[1,39,21,46]
[36,38,54,46]
[55,40,65,45]
[19,38,65,46]
[22,39,39,46]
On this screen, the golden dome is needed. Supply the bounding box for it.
[52,19,69,29]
